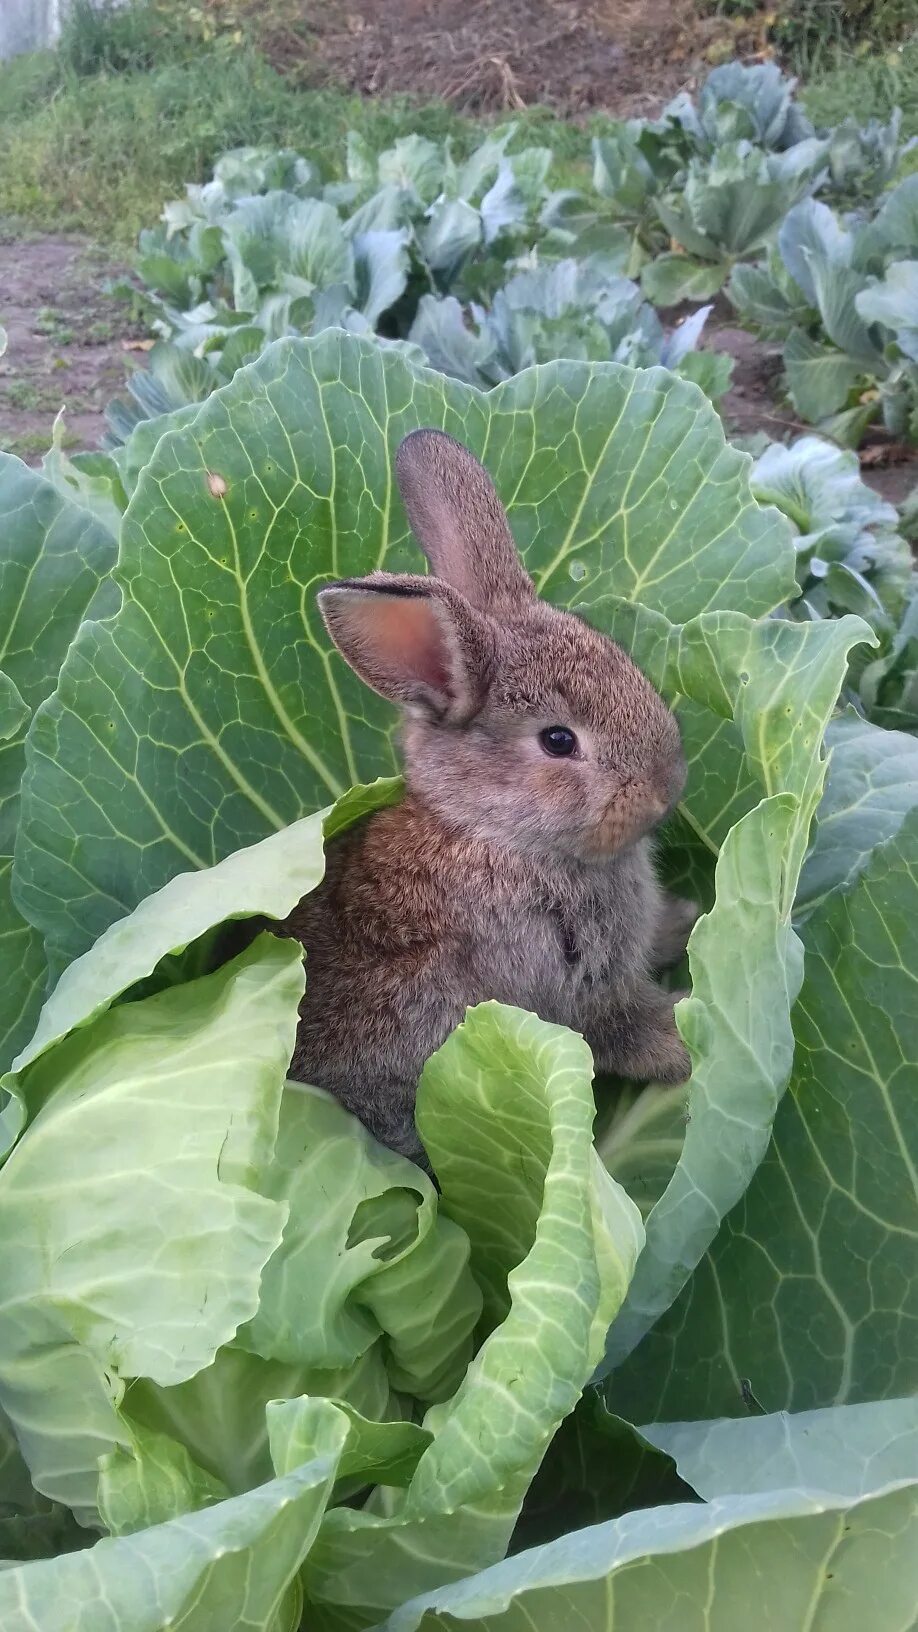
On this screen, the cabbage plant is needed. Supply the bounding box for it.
[751,434,913,621]
[642,138,828,306]
[826,110,916,204]
[544,66,829,296]
[568,63,912,308]
[133,129,552,340]
[729,176,918,446]
[749,435,918,729]
[110,202,734,441]
[0,336,916,1626]
[107,131,557,441]
[664,60,818,154]
[407,258,731,402]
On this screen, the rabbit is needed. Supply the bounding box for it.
[278,429,697,1162]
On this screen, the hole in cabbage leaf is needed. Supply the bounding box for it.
[347,1188,423,1263]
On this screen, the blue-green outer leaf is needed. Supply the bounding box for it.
[383,1481,918,1631]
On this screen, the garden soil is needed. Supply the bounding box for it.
[2,235,915,505]
[0,234,141,464]
[257,0,765,117]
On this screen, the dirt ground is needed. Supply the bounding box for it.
[2,234,915,505]
[705,310,918,506]
[0,235,141,464]
[261,0,767,117]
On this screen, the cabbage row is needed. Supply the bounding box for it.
[86,59,918,731]
[0,329,916,1627]
[107,60,916,444]
[106,120,729,438]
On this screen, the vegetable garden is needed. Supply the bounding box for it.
[0,32,917,1631]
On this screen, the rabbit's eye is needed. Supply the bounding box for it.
[539,726,578,758]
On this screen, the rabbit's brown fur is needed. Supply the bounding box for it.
[279,430,696,1159]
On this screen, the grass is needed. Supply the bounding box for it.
[0,1,589,248]
[0,429,63,457]
[0,0,601,248]
[776,0,916,77]
[0,0,915,250]
[2,375,76,411]
[34,309,76,343]
[0,46,462,243]
[803,40,918,132]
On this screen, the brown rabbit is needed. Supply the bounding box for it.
[279,430,696,1160]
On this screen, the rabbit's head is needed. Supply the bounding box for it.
[318,430,685,863]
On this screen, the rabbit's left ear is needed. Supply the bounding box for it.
[395,429,535,612]
[317,573,492,723]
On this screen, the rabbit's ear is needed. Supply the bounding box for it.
[395,429,534,612]
[318,574,492,723]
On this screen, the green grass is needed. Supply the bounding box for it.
[775,0,916,77]
[0,46,464,243]
[0,0,588,248]
[803,40,918,135]
[57,0,196,76]
[3,0,914,251]
[0,0,590,248]
[0,426,79,456]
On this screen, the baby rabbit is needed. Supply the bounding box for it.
[280,430,696,1160]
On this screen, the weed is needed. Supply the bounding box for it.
[34,308,63,333]
[58,0,196,77]
[0,429,54,457]
[0,0,594,248]
[34,309,75,344]
[5,380,41,410]
[803,39,918,135]
[777,0,916,78]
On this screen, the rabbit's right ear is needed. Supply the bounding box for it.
[396,429,534,612]
[318,573,493,724]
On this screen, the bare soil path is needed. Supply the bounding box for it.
[3,235,916,507]
[0,234,138,462]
